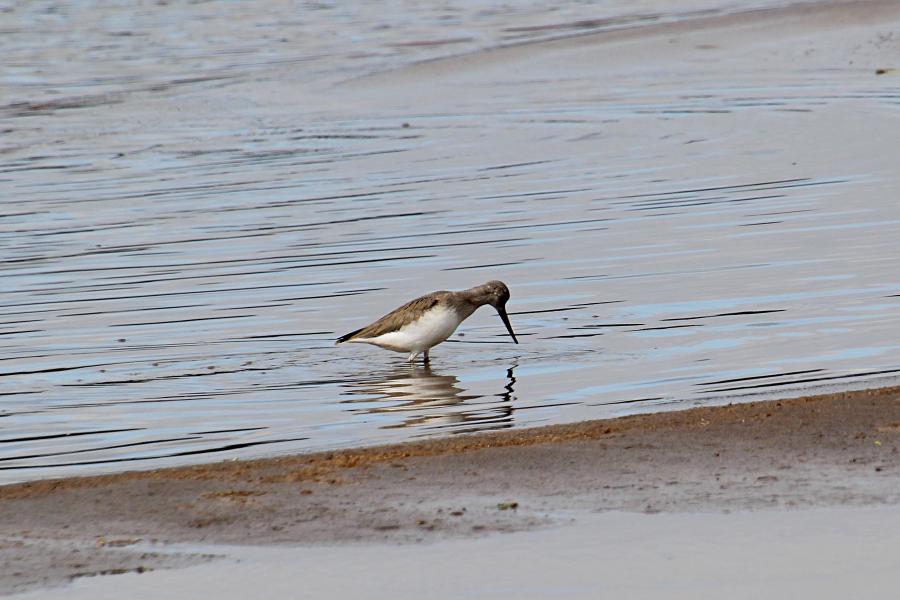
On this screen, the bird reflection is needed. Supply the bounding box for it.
[341,364,517,434]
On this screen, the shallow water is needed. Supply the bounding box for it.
[19,508,900,600]
[3,0,900,483]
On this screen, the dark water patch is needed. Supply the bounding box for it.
[543,333,605,339]
[0,364,112,377]
[61,367,271,387]
[598,178,821,204]
[661,309,787,322]
[656,109,732,114]
[478,160,555,171]
[289,134,385,140]
[343,217,613,246]
[514,401,582,411]
[232,332,334,340]
[0,437,311,471]
[697,369,826,387]
[109,314,256,328]
[0,284,369,309]
[0,429,143,445]
[0,318,44,326]
[503,14,653,33]
[628,324,701,332]
[214,303,294,311]
[443,261,527,271]
[0,163,91,174]
[0,436,204,463]
[625,194,785,211]
[0,211,43,219]
[702,368,900,394]
[478,188,592,200]
[274,287,389,302]
[281,236,530,258]
[509,301,624,316]
[437,422,515,436]
[444,337,529,344]
[272,254,436,274]
[3,93,124,116]
[191,427,267,435]
[744,208,815,218]
[20,222,147,238]
[61,304,208,317]
[589,396,664,406]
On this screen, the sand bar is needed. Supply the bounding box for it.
[4,385,900,594]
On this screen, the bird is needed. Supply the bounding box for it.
[335,280,519,363]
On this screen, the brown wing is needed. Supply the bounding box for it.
[335,292,448,344]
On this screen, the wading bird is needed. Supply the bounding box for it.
[336,280,518,363]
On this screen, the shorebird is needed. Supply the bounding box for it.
[335,280,519,363]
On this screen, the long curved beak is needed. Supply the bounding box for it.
[496,306,519,344]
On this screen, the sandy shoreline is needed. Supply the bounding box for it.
[5,384,900,594]
[19,507,900,599]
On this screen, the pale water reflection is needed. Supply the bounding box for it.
[340,364,517,434]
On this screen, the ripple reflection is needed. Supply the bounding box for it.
[341,365,517,434]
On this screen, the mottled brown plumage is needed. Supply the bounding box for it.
[335,281,518,362]
[335,292,448,343]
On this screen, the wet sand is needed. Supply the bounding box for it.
[19,507,900,599]
[4,385,900,594]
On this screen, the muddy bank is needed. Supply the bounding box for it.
[22,507,900,600]
[4,385,900,594]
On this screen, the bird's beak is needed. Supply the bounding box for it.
[496,305,519,344]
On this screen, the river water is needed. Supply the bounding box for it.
[3,0,900,483]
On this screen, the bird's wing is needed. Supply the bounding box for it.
[335,292,447,344]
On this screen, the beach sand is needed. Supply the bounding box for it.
[16,507,900,599]
[4,385,900,595]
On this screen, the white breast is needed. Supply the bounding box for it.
[358,305,463,353]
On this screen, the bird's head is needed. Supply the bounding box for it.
[472,280,517,344]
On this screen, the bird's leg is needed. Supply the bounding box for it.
[407,351,420,363]
[423,349,430,364]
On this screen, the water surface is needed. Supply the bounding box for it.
[3,0,900,483]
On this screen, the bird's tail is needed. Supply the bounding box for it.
[335,327,364,345]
